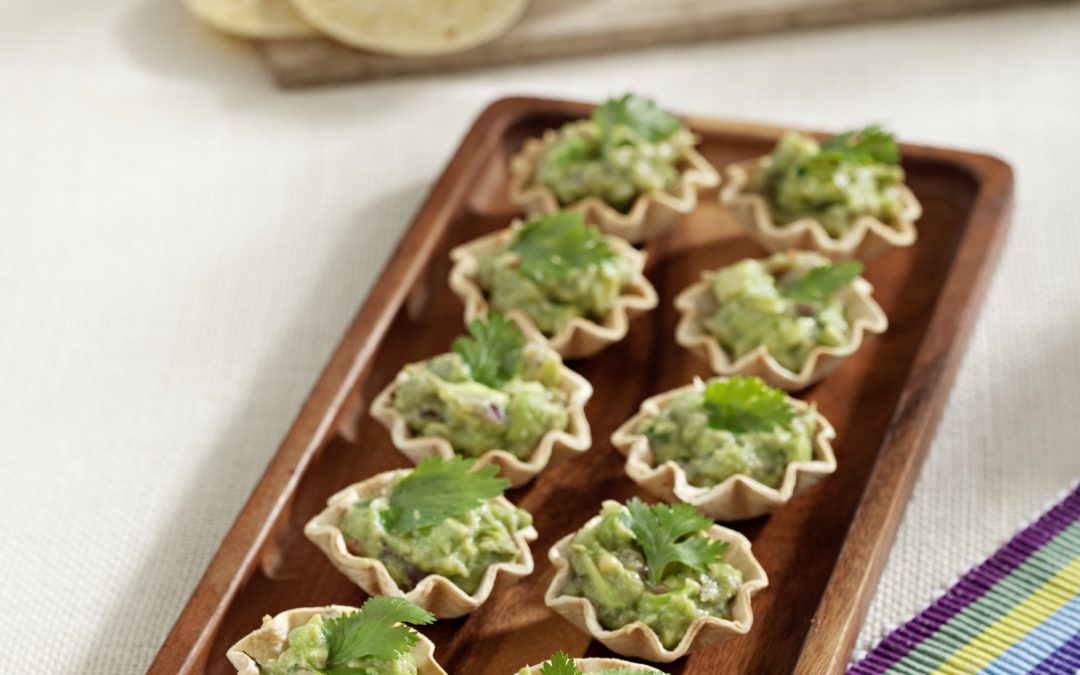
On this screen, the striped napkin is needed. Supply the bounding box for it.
[850,484,1080,674]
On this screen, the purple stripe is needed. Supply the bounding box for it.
[1030,628,1080,675]
[849,485,1080,675]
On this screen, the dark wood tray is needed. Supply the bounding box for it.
[148,97,1013,674]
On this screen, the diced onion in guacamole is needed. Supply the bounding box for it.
[535,94,695,212]
[640,380,816,489]
[749,129,907,237]
[339,474,531,594]
[703,253,852,373]
[260,614,418,675]
[562,502,742,650]
[394,343,570,459]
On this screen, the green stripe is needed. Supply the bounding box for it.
[888,521,1080,674]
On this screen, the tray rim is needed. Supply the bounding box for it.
[145,95,1014,674]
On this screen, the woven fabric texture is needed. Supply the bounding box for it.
[2,1,1079,672]
[851,484,1080,674]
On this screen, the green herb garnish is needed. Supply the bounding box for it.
[510,211,613,282]
[625,497,729,587]
[780,261,863,305]
[320,596,434,675]
[451,312,525,388]
[538,650,581,675]
[385,456,510,534]
[593,93,683,144]
[703,376,797,434]
[819,125,900,165]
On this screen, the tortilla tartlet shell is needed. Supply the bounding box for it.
[226,605,446,674]
[544,513,768,662]
[720,156,922,262]
[289,0,527,56]
[508,128,720,243]
[610,378,837,521]
[517,657,663,673]
[370,349,592,487]
[448,225,658,359]
[185,0,315,39]
[673,255,888,391]
[304,470,537,619]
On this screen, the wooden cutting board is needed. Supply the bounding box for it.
[261,0,1037,87]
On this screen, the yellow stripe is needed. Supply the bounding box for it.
[934,554,1080,673]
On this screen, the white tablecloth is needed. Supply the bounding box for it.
[3,2,1079,671]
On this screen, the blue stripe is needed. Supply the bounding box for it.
[979,594,1080,674]
[1032,628,1080,674]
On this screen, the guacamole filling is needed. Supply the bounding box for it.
[703,252,860,373]
[748,126,907,237]
[479,212,634,336]
[393,323,570,459]
[535,94,695,212]
[339,470,531,594]
[261,614,416,675]
[562,501,743,649]
[640,376,816,489]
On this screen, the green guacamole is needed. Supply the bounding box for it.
[479,220,635,337]
[394,342,569,459]
[640,379,816,489]
[748,128,907,237]
[562,501,743,649]
[340,473,531,594]
[261,614,416,675]
[535,94,695,212]
[703,252,852,373]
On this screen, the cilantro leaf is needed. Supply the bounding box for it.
[780,261,863,305]
[538,650,581,675]
[321,596,434,674]
[703,376,797,434]
[510,211,613,282]
[820,125,900,165]
[593,93,682,143]
[385,456,510,534]
[533,649,670,675]
[451,312,525,388]
[625,497,729,587]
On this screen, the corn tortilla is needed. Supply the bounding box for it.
[289,0,528,56]
[186,0,316,40]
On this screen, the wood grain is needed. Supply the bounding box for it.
[260,0,1042,86]
[146,97,1013,674]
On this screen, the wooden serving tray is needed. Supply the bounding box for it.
[148,97,1013,674]
[260,0,1037,86]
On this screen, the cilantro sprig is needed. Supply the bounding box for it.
[819,125,900,165]
[703,376,797,434]
[384,456,510,534]
[593,93,683,145]
[625,497,729,588]
[536,651,662,675]
[451,312,525,389]
[538,650,580,675]
[510,211,614,283]
[780,261,863,305]
[320,596,434,675]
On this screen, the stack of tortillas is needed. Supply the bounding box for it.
[185,0,529,55]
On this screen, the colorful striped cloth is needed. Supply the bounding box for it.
[850,484,1080,675]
